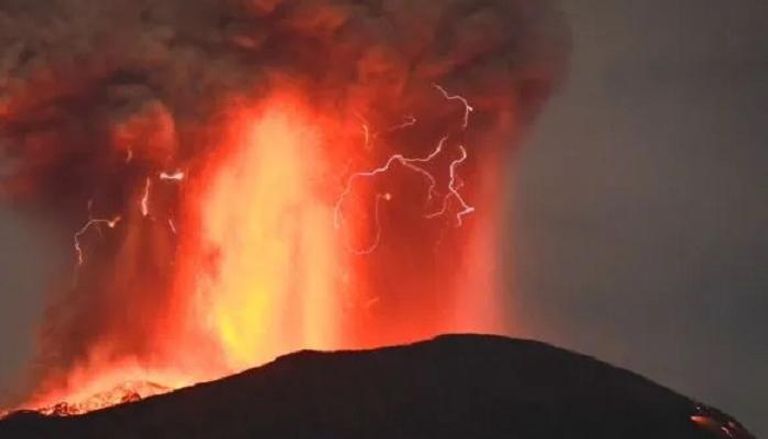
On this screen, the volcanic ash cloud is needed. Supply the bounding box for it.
[0,0,570,411]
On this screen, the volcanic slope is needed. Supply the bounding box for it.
[0,334,754,438]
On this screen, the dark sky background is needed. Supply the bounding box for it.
[0,0,766,435]
[509,0,767,435]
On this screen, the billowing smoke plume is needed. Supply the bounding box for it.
[0,0,569,410]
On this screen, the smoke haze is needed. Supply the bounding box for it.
[511,0,768,435]
[0,0,568,410]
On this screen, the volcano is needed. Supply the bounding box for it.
[1,0,572,410]
[0,334,753,438]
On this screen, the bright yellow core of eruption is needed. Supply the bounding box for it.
[198,102,341,371]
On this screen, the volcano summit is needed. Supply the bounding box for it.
[0,335,755,438]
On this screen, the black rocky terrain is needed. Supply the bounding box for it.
[0,334,753,438]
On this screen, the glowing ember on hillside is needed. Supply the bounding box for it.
[37,381,172,417]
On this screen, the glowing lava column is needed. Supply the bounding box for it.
[172,97,342,375]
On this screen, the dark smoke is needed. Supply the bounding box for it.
[0,0,569,402]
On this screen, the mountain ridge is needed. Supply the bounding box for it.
[0,334,754,438]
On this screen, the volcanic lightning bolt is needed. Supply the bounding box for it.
[334,135,445,228]
[350,192,392,256]
[433,84,475,129]
[73,216,122,267]
[426,145,475,226]
[384,115,418,134]
[334,85,477,254]
[159,170,185,182]
[140,177,152,218]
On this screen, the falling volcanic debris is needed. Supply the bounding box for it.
[0,0,569,413]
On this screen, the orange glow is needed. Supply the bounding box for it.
[23,361,188,416]
[182,96,342,370]
[18,88,511,416]
[0,0,567,419]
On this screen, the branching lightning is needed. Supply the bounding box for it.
[433,84,474,129]
[74,216,122,266]
[334,85,477,254]
[350,192,391,256]
[425,145,475,226]
[77,168,184,268]
[333,136,446,230]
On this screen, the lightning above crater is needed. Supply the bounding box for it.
[0,0,569,415]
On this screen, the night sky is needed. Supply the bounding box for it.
[510,0,767,434]
[1,0,766,435]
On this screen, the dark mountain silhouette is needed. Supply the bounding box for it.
[0,334,754,438]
